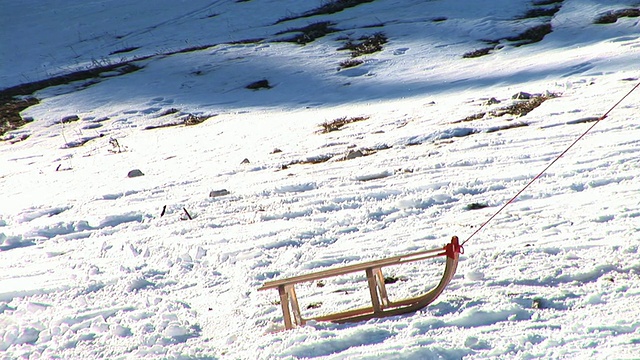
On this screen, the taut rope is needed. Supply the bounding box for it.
[461,81,640,247]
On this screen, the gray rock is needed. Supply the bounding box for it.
[127,169,144,178]
[512,92,532,100]
[345,149,363,160]
[60,115,80,123]
[209,189,230,198]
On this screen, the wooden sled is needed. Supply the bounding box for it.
[258,236,462,330]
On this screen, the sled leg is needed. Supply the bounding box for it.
[278,285,294,329]
[366,268,383,313]
[287,285,304,326]
[374,268,390,308]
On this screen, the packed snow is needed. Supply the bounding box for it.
[1,0,639,359]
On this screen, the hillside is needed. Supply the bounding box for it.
[1,0,639,359]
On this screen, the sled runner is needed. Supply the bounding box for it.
[258,236,462,330]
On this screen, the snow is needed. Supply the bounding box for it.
[1,0,639,358]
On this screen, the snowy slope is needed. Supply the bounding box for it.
[1,0,640,359]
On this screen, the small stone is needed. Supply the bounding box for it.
[127,169,144,178]
[209,189,230,198]
[241,158,250,164]
[60,115,80,123]
[246,79,271,90]
[512,92,532,100]
[466,202,489,210]
[532,298,543,309]
[345,149,363,160]
[306,302,322,309]
[271,148,282,154]
[384,276,399,284]
[485,97,501,105]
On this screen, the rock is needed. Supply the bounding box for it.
[246,79,271,90]
[532,298,544,309]
[241,158,250,164]
[466,202,489,210]
[512,92,532,100]
[485,97,501,105]
[345,149,363,160]
[271,148,282,154]
[384,276,399,284]
[127,169,144,178]
[60,115,80,123]
[209,189,230,198]
[306,302,322,310]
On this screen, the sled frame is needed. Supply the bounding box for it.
[258,236,462,330]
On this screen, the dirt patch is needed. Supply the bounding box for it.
[277,0,375,23]
[0,98,39,138]
[184,113,212,126]
[338,59,364,69]
[464,1,561,58]
[144,114,215,130]
[319,116,370,133]
[454,93,558,123]
[338,32,388,57]
[282,145,389,169]
[463,23,553,58]
[532,0,563,5]
[457,112,486,123]
[0,61,145,140]
[275,21,339,45]
[506,24,553,46]
[463,47,495,59]
[229,38,265,45]
[594,8,640,24]
[500,92,558,116]
[520,5,561,19]
[0,63,143,103]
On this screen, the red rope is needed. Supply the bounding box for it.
[461,81,640,246]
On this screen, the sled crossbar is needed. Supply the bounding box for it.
[258,236,462,330]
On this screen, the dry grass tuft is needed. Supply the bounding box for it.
[339,59,364,69]
[454,93,558,123]
[338,33,388,57]
[276,21,339,44]
[0,98,38,138]
[319,116,370,133]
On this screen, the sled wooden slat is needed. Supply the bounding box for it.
[258,236,462,330]
[259,248,445,291]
